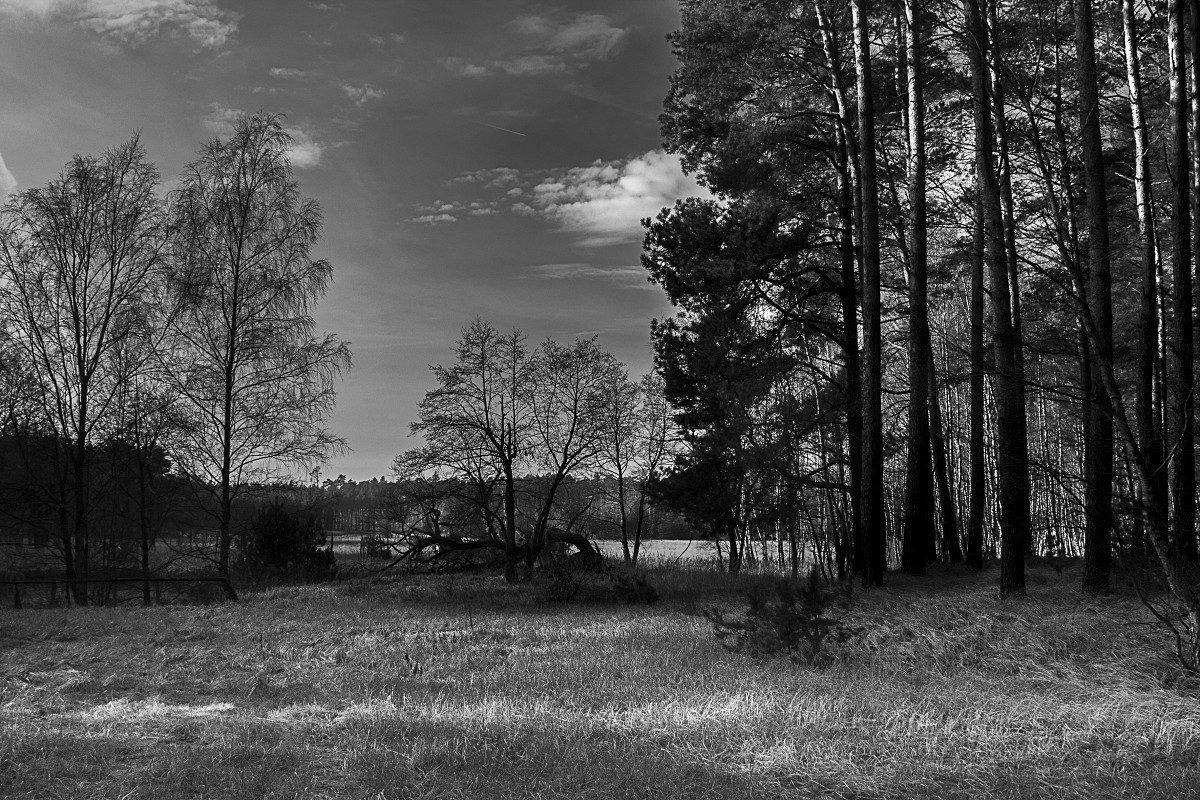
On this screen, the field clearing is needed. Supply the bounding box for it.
[1,563,1198,799]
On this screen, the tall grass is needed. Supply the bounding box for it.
[1,562,1197,799]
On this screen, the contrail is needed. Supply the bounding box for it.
[467,119,527,137]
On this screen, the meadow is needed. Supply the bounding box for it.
[1,560,1198,799]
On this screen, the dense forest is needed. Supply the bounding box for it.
[632,0,1200,668]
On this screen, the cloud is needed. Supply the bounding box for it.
[510,13,626,61]
[445,12,627,79]
[450,167,521,189]
[369,31,404,46]
[201,105,326,169]
[341,83,386,107]
[443,57,492,78]
[269,67,310,79]
[0,0,240,49]
[201,102,240,135]
[284,125,325,168]
[410,213,457,225]
[524,263,651,288]
[0,151,17,198]
[521,150,711,246]
[424,152,709,246]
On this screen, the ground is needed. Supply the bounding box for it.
[1,561,1197,799]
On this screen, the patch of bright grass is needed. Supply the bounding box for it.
[1,563,1198,799]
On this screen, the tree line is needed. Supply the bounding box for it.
[641,0,1200,668]
[0,113,349,604]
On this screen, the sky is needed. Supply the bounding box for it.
[0,0,710,482]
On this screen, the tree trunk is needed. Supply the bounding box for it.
[1168,0,1196,567]
[1123,0,1166,556]
[901,0,935,574]
[929,364,962,563]
[816,0,864,579]
[967,186,986,571]
[1075,0,1114,594]
[853,0,887,588]
[964,0,1027,594]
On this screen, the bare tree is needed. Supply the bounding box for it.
[598,371,680,565]
[166,112,350,587]
[0,136,166,604]
[405,320,532,580]
[525,336,626,567]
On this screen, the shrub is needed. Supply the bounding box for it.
[537,554,659,604]
[238,499,336,586]
[704,568,858,667]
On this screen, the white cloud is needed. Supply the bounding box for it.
[0,0,240,49]
[410,213,457,225]
[201,105,326,169]
[0,150,17,198]
[284,126,324,168]
[522,150,711,246]
[341,83,386,107]
[269,67,310,79]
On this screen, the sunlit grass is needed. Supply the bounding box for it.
[1,562,1197,799]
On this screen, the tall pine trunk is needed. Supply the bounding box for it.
[1123,0,1166,553]
[901,0,935,573]
[1076,0,1114,594]
[853,0,887,588]
[1168,0,1195,566]
[964,0,1027,595]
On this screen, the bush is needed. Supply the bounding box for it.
[704,569,858,667]
[238,499,337,586]
[537,553,659,604]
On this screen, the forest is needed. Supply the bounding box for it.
[614,0,1200,671]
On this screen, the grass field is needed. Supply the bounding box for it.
[1,561,1198,799]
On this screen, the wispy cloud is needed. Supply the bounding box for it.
[341,83,386,107]
[511,13,626,61]
[444,12,628,79]
[524,263,652,288]
[429,151,710,245]
[201,104,326,168]
[0,0,240,49]
[368,31,404,46]
[410,213,457,225]
[0,150,17,198]
[269,66,311,79]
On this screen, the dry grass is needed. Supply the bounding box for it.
[1,562,1198,799]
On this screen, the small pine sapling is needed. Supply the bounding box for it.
[705,568,858,666]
